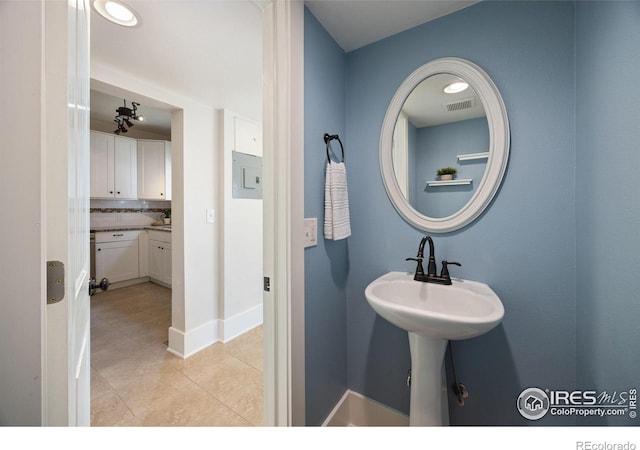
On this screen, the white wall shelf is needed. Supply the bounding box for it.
[426,178,473,187]
[457,152,489,161]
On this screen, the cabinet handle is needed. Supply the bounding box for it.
[160,193,164,196]
[117,191,120,194]
[109,191,113,194]
[113,233,124,237]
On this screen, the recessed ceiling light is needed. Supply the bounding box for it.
[443,81,469,94]
[93,0,141,27]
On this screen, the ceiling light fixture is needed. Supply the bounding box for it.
[444,80,469,94]
[114,100,144,135]
[93,0,141,27]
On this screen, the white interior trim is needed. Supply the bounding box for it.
[167,319,218,359]
[221,304,263,343]
[261,0,305,426]
[323,390,409,427]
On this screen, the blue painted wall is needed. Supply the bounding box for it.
[344,1,577,425]
[304,0,639,426]
[575,1,640,425]
[415,118,489,218]
[303,8,349,426]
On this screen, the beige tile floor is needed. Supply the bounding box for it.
[90,282,263,426]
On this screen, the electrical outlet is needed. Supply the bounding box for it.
[304,218,317,248]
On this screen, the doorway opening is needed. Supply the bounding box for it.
[88,82,265,426]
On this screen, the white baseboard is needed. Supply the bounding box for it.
[220,303,263,343]
[322,390,409,427]
[98,276,149,291]
[167,305,262,358]
[167,319,218,359]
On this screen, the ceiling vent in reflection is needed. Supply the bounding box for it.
[443,97,476,112]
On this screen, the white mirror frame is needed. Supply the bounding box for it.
[380,57,510,233]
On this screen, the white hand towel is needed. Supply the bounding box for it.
[324,161,352,240]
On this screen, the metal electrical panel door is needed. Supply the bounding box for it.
[232,150,263,199]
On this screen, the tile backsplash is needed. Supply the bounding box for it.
[90,199,170,228]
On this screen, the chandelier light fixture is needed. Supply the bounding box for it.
[114,99,144,134]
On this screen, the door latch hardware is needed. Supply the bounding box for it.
[46,261,65,305]
[263,276,271,292]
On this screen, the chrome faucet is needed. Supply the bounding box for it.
[406,236,461,285]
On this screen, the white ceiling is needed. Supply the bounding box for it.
[305,0,478,52]
[90,0,264,135]
[90,0,478,134]
[90,89,172,136]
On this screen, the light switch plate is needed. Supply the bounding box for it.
[304,218,317,248]
[206,208,215,223]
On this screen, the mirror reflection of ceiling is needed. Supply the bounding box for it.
[402,74,485,128]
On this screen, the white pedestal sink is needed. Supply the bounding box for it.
[365,271,504,426]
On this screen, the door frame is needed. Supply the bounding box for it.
[261,0,305,426]
[36,0,305,426]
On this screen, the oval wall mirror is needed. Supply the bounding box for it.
[380,57,510,233]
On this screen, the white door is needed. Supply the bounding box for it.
[44,0,91,426]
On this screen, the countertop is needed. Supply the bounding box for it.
[91,225,172,233]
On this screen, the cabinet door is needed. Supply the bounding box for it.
[149,239,171,286]
[90,131,115,198]
[137,140,166,200]
[162,242,172,286]
[164,142,172,201]
[96,240,139,283]
[148,240,164,281]
[114,136,138,199]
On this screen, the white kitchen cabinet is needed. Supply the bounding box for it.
[90,131,137,199]
[148,230,171,286]
[113,136,138,198]
[90,132,114,198]
[137,140,171,200]
[95,231,140,283]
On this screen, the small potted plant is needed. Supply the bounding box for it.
[437,167,458,181]
[163,209,171,225]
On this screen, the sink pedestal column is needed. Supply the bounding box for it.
[408,332,449,426]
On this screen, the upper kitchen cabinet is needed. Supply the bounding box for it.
[137,140,172,201]
[90,131,138,199]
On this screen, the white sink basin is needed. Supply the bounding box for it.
[365,271,505,426]
[365,271,504,340]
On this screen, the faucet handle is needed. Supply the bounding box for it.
[406,257,425,278]
[440,261,461,278]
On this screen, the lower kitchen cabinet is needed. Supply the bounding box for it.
[148,230,172,287]
[94,229,171,288]
[95,231,140,283]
